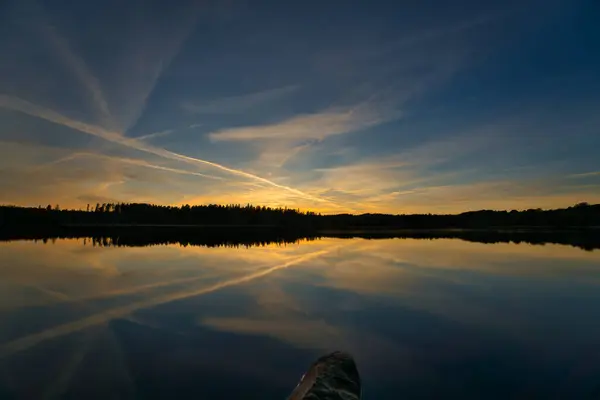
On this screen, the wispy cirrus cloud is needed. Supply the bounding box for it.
[569,171,600,179]
[1,0,597,213]
[183,84,299,114]
[356,179,600,214]
[207,31,467,171]
[209,105,401,142]
[0,140,230,207]
[133,129,174,142]
[104,3,203,133]
[4,0,114,129]
[42,152,224,181]
[290,120,600,214]
[0,147,128,206]
[11,0,201,133]
[298,130,498,205]
[41,23,114,129]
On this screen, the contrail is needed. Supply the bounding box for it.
[107,1,203,132]
[18,4,330,205]
[120,158,225,181]
[43,24,115,130]
[24,0,115,129]
[0,247,335,357]
[41,152,224,181]
[0,94,336,205]
[134,129,174,141]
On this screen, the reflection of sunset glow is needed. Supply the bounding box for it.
[201,238,600,352]
[0,238,337,309]
[1,236,600,398]
[0,242,340,357]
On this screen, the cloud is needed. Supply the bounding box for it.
[45,152,225,181]
[0,94,334,205]
[569,171,600,179]
[133,129,174,142]
[309,159,416,200]
[206,30,469,172]
[3,2,596,214]
[289,125,600,214]
[0,163,120,207]
[6,0,114,129]
[42,22,114,129]
[183,84,298,114]
[317,165,588,213]
[371,12,509,61]
[24,0,202,133]
[0,141,227,207]
[102,3,203,132]
[363,179,600,213]
[209,105,401,142]
[253,141,317,170]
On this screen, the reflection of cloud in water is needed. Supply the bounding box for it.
[314,239,600,290]
[0,238,339,310]
[39,327,101,399]
[2,237,599,381]
[1,237,599,398]
[202,317,343,349]
[197,238,600,364]
[0,247,337,357]
[291,239,600,347]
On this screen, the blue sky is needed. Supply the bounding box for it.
[0,0,598,213]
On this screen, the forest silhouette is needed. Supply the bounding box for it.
[1,202,599,250]
[1,201,599,228]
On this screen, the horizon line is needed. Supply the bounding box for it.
[1,201,596,217]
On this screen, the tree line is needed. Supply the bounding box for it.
[1,202,599,231]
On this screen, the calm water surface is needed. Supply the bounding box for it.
[1,238,600,399]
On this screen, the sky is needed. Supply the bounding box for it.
[0,0,599,214]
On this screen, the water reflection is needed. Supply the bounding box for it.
[1,228,599,250]
[0,238,599,398]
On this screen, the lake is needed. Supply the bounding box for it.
[1,237,599,399]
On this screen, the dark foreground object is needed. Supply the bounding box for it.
[288,352,361,400]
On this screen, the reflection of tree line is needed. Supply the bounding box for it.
[4,229,599,251]
[0,202,599,250]
[23,227,317,248]
[325,230,600,251]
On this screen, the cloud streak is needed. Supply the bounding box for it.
[205,44,458,172]
[183,84,299,114]
[134,129,174,142]
[108,2,203,132]
[43,24,114,129]
[208,105,401,142]
[43,152,224,181]
[570,171,600,179]
[0,94,334,205]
